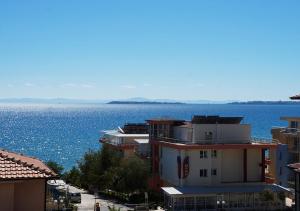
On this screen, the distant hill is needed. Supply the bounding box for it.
[107,101,185,105]
[229,101,300,105]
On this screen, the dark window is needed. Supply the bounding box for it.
[200,169,207,177]
[279,152,282,160]
[291,121,298,129]
[211,169,217,176]
[211,150,217,158]
[279,167,282,175]
[200,150,208,158]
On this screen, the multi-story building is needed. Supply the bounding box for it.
[272,117,300,187]
[147,115,289,210]
[287,163,300,211]
[100,123,150,158]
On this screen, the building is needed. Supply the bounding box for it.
[287,163,300,211]
[272,116,300,187]
[147,115,289,210]
[100,123,150,158]
[0,149,57,211]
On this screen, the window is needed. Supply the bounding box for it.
[160,164,163,176]
[200,169,207,177]
[279,167,282,175]
[211,150,217,158]
[279,152,282,161]
[211,169,217,176]
[205,131,213,140]
[200,150,208,158]
[291,121,298,129]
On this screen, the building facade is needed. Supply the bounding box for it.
[272,117,300,187]
[148,116,289,210]
[100,123,150,158]
[0,149,57,211]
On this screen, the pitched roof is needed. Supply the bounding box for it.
[0,149,57,179]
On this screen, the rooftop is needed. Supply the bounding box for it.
[287,163,300,173]
[102,130,149,138]
[0,149,57,180]
[191,115,243,124]
[162,184,290,196]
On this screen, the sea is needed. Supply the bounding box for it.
[0,103,299,170]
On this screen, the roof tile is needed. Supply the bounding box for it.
[0,150,57,180]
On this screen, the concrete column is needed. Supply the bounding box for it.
[243,149,247,182]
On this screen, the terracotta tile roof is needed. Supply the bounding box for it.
[0,149,57,179]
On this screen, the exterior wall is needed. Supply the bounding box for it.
[272,119,300,187]
[221,149,244,182]
[0,179,46,211]
[192,124,251,144]
[184,149,222,186]
[14,179,46,211]
[160,147,180,186]
[247,149,262,182]
[160,146,263,186]
[137,143,150,157]
[173,126,192,142]
[270,144,289,187]
[123,148,135,158]
[0,183,14,211]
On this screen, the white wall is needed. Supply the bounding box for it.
[192,124,251,144]
[160,147,180,186]
[173,126,192,142]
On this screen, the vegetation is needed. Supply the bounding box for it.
[63,144,150,201]
[46,160,64,177]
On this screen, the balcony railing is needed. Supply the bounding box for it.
[151,136,274,145]
[251,137,278,144]
[272,127,300,135]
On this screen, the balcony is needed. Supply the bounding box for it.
[100,138,137,149]
[265,173,275,184]
[265,158,271,165]
[272,127,300,136]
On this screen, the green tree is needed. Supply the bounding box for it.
[78,149,102,190]
[63,166,82,187]
[46,160,64,177]
[115,156,149,193]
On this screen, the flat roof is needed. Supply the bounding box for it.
[162,184,290,196]
[192,116,243,124]
[102,130,149,138]
[133,139,149,144]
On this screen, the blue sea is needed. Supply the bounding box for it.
[0,103,299,170]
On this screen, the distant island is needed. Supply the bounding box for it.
[107,101,185,105]
[229,101,300,105]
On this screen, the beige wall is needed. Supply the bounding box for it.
[247,149,262,182]
[160,147,263,187]
[0,179,46,211]
[221,149,244,182]
[192,124,251,144]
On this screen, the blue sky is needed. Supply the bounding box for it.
[0,0,299,101]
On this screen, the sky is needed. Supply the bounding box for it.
[0,0,300,101]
